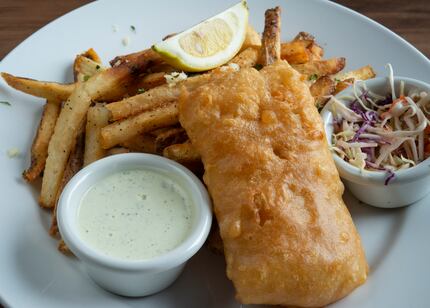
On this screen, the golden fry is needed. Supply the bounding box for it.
[292,57,346,76]
[79,48,102,63]
[40,49,160,208]
[162,140,200,163]
[280,41,311,64]
[49,123,85,235]
[135,72,167,90]
[228,47,260,67]
[23,100,60,182]
[106,147,131,156]
[101,103,179,149]
[3,49,103,103]
[334,78,355,95]
[291,31,323,61]
[74,56,104,82]
[308,42,324,60]
[293,31,315,41]
[150,125,179,137]
[83,104,110,166]
[310,76,335,96]
[106,83,179,121]
[334,65,376,82]
[155,127,187,153]
[260,7,281,65]
[58,240,73,256]
[120,134,157,154]
[107,46,261,122]
[1,72,73,102]
[242,25,261,50]
[310,76,336,107]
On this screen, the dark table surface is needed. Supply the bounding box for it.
[0,0,429,60]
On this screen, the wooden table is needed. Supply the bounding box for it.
[0,0,429,59]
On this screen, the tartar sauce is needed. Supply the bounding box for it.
[78,169,193,260]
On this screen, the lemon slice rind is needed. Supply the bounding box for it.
[153,1,248,72]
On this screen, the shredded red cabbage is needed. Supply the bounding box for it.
[384,169,395,185]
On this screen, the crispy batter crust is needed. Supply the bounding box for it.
[179,61,368,307]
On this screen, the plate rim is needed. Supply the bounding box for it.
[1,0,429,306]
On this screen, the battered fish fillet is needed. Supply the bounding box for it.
[179,61,368,307]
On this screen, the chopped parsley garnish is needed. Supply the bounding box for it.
[334,78,341,82]
[254,64,263,71]
[0,101,11,106]
[130,25,136,32]
[137,88,146,94]
[83,75,90,82]
[96,65,100,70]
[308,74,318,81]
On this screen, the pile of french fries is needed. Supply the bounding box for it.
[2,21,375,254]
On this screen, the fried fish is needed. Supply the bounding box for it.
[179,60,368,307]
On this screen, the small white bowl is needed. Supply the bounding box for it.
[57,153,212,297]
[321,76,430,208]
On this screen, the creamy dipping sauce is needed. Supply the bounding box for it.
[78,169,193,260]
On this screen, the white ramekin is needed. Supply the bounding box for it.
[321,76,430,208]
[57,153,212,297]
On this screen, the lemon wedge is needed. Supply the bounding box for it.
[153,1,248,72]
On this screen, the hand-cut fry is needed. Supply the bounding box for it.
[79,48,102,63]
[260,7,281,65]
[135,72,167,91]
[150,126,180,137]
[106,69,223,121]
[1,72,74,101]
[334,65,376,82]
[22,100,60,182]
[310,76,335,98]
[106,83,180,121]
[291,31,323,60]
[101,103,179,149]
[109,48,163,68]
[23,50,102,183]
[292,57,346,76]
[58,240,73,256]
[228,46,260,67]
[310,76,335,108]
[293,31,315,41]
[154,127,188,153]
[334,78,355,94]
[146,63,176,74]
[74,56,105,82]
[106,147,131,155]
[308,42,324,60]
[120,134,157,153]
[84,104,110,166]
[241,25,261,51]
[49,123,85,236]
[308,42,324,61]
[280,41,311,64]
[2,50,103,103]
[40,49,160,208]
[162,140,200,163]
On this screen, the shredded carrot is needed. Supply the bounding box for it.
[380,96,406,119]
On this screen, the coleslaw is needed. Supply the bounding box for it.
[327,64,430,184]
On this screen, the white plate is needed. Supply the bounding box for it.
[1,0,429,307]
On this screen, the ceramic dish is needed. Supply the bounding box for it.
[321,76,430,208]
[1,1,430,307]
[57,153,212,297]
